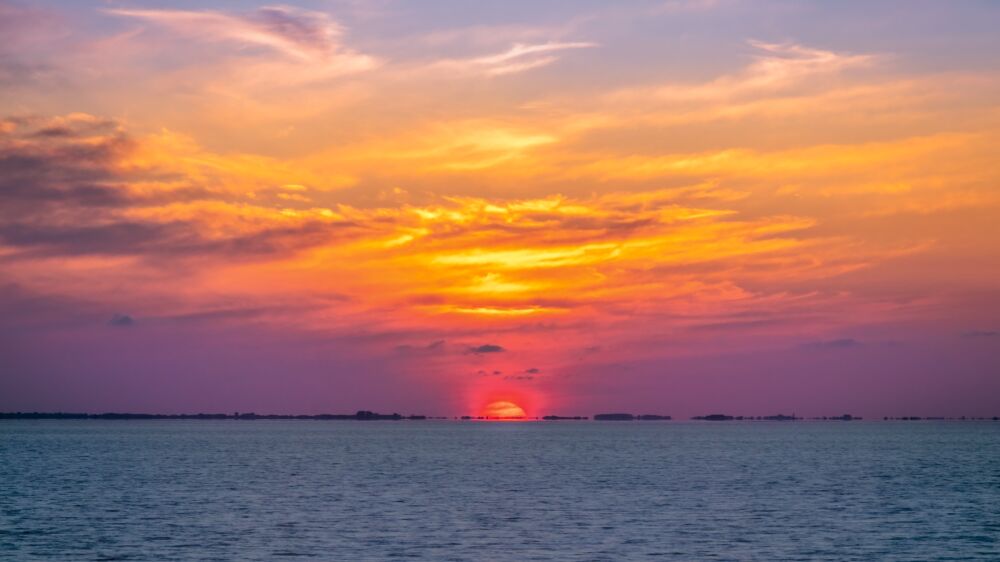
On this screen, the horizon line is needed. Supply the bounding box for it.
[3,411,999,422]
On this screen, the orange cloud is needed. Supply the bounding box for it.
[3,5,999,412]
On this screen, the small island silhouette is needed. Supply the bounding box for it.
[592,413,673,421]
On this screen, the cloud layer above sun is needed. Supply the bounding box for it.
[1,0,999,416]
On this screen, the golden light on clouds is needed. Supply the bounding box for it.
[2,1,999,415]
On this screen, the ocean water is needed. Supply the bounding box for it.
[1,421,999,561]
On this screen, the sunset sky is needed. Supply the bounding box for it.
[2,0,999,417]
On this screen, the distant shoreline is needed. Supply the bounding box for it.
[2,412,998,421]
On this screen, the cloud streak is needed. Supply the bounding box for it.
[106,6,378,74]
[431,41,597,76]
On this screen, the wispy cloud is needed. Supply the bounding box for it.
[801,338,863,350]
[610,40,875,104]
[0,1,64,86]
[471,344,505,354]
[108,313,134,327]
[654,0,721,14]
[743,40,876,87]
[431,41,597,76]
[106,6,377,72]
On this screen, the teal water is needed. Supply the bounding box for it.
[1,421,998,560]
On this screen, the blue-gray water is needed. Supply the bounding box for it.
[2,421,999,561]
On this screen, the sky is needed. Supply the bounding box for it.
[1,0,999,418]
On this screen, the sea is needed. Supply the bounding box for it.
[1,420,998,561]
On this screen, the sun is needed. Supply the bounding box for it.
[482,400,527,419]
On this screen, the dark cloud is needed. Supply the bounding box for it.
[0,221,179,256]
[394,340,447,356]
[0,219,341,259]
[0,115,365,262]
[525,368,540,374]
[0,117,133,217]
[690,318,786,332]
[0,115,219,215]
[0,211,354,263]
[165,306,285,324]
[108,313,134,327]
[470,344,504,354]
[801,338,862,350]
[961,330,997,338]
[250,6,341,56]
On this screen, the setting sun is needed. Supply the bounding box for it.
[481,401,527,420]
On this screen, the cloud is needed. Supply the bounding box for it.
[1,115,905,360]
[801,338,863,350]
[0,111,958,378]
[108,6,335,61]
[106,6,377,75]
[744,39,875,85]
[0,213,353,260]
[605,40,875,107]
[0,0,64,83]
[654,0,720,14]
[420,22,582,49]
[961,330,997,339]
[108,313,134,327]
[432,41,596,76]
[0,114,145,217]
[692,318,785,332]
[0,114,361,261]
[525,368,540,374]
[394,340,447,356]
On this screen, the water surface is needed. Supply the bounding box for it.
[2,420,998,560]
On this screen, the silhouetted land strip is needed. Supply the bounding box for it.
[592,413,673,421]
[3,412,997,421]
[692,413,807,421]
[0,410,430,421]
[594,413,635,421]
